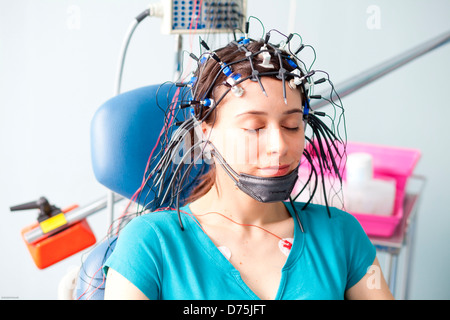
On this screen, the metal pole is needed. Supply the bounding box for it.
[23,195,124,244]
[311,30,450,109]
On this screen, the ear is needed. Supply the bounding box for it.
[197,120,214,161]
[201,120,213,138]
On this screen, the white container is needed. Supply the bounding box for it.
[344,152,396,216]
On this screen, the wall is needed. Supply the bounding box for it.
[0,0,449,299]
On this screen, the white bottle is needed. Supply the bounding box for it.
[344,152,396,216]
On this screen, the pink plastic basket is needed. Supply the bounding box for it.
[298,141,421,238]
[344,142,421,237]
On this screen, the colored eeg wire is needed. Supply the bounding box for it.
[76,15,348,300]
[112,17,347,235]
[158,29,340,221]
[77,2,220,299]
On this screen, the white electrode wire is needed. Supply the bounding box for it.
[159,140,205,205]
[114,18,140,95]
[107,18,140,228]
[114,6,157,95]
[288,0,297,34]
[108,9,151,227]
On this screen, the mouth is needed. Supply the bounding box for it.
[257,164,291,177]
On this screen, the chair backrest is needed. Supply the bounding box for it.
[91,83,170,201]
[90,83,205,205]
[77,83,205,299]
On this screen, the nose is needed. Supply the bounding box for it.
[265,128,288,157]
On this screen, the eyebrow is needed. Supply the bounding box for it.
[235,109,303,118]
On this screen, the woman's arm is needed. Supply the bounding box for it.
[345,257,394,300]
[104,268,149,300]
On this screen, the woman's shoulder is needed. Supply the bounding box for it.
[293,201,349,219]
[292,201,364,232]
[119,207,183,237]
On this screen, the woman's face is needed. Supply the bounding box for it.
[204,77,305,178]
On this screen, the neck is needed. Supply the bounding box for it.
[189,166,290,226]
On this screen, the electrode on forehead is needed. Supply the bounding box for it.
[258,46,274,69]
[226,73,244,97]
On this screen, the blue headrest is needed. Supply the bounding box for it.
[90,83,206,207]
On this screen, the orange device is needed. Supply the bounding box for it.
[11,197,96,269]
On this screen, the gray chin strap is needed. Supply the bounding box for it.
[236,167,299,203]
[208,143,299,203]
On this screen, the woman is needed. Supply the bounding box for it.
[103,34,394,300]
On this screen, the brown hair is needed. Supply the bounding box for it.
[186,40,305,203]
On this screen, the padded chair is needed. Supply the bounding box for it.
[75,83,204,300]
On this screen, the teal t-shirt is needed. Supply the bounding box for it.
[103,202,376,300]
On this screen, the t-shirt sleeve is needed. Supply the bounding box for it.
[103,216,163,299]
[340,211,377,291]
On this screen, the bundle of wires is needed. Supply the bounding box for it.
[123,19,347,230]
[77,12,347,300]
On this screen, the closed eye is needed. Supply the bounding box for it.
[243,126,300,133]
[243,127,264,134]
[283,126,300,131]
